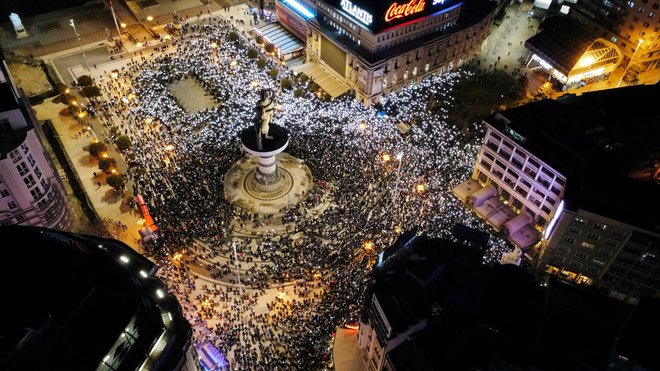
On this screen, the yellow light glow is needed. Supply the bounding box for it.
[363,241,374,250]
[416,183,427,193]
[111,169,117,174]
[230,60,238,67]
[145,117,153,124]
[576,55,596,68]
[136,42,143,48]
[101,152,108,158]
[251,80,258,87]
[395,226,402,234]
[277,291,286,299]
[381,153,391,162]
[146,16,154,22]
[173,252,183,261]
[210,42,218,48]
[358,122,366,131]
[64,88,70,93]
[78,111,87,118]
[165,144,174,151]
[137,218,146,226]
[120,23,127,28]
[71,101,78,106]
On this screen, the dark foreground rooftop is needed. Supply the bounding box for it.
[0,226,194,371]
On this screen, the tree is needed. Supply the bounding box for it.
[255,35,264,45]
[294,88,304,98]
[269,68,279,78]
[264,43,275,54]
[308,82,319,93]
[228,31,239,42]
[98,157,117,172]
[88,142,108,158]
[81,85,101,98]
[256,57,267,69]
[56,82,69,94]
[323,94,332,102]
[297,73,309,83]
[115,135,132,151]
[106,173,125,189]
[60,93,77,105]
[68,104,81,116]
[247,48,259,59]
[77,75,93,87]
[280,78,293,90]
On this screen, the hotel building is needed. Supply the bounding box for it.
[454,84,660,301]
[271,0,498,105]
[0,52,69,229]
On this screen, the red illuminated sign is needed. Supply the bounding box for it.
[385,0,426,22]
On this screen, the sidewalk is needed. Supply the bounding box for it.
[32,99,144,253]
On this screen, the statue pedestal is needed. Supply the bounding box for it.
[241,140,288,193]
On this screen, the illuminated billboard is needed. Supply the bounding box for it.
[327,0,461,33]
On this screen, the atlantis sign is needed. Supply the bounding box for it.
[341,0,374,25]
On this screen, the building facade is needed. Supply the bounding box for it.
[0,55,69,229]
[275,0,497,105]
[454,84,660,301]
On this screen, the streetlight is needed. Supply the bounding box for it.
[69,19,89,70]
[392,152,403,206]
[231,242,249,367]
[616,38,644,88]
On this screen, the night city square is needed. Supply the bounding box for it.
[0,0,659,370]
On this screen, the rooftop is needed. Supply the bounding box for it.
[0,226,193,371]
[525,16,596,76]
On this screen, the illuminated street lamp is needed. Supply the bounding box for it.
[381,153,391,162]
[617,38,644,88]
[146,15,154,22]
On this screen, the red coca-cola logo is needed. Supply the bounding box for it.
[385,0,426,22]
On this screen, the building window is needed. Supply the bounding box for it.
[557,245,571,253]
[27,154,35,167]
[552,255,566,263]
[34,166,42,179]
[0,189,9,197]
[569,261,583,269]
[7,201,17,209]
[581,242,595,250]
[30,187,43,199]
[599,248,613,256]
[17,162,29,176]
[568,226,581,234]
[23,175,36,188]
[593,222,607,230]
[611,229,626,237]
[9,151,21,163]
[604,239,619,248]
[586,232,601,240]
[563,236,576,244]
[586,266,600,275]
[593,257,607,266]
[574,251,588,259]
[15,215,25,223]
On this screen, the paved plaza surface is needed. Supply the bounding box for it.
[168,77,219,114]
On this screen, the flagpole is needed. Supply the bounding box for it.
[108,0,123,43]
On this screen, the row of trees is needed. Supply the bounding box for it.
[87,135,132,190]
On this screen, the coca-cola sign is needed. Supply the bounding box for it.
[385,0,426,22]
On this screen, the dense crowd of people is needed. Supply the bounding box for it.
[90,18,513,370]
